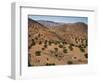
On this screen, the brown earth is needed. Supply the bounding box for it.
[28,18,88,66]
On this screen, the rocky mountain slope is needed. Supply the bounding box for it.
[28,18,88,66]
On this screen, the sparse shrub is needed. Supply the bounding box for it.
[32,39,34,42]
[41,47,45,50]
[55,54,58,57]
[76,40,78,44]
[48,41,52,45]
[80,39,83,43]
[83,45,86,48]
[59,44,63,48]
[84,53,88,58]
[28,34,31,37]
[85,39,88,46]
[81,44,85,48]
[38,33,40,37]
[46,63,55,66]
[61,41,64,45]
[32,39,36,46]
[54,48,58,51]
[57,41,60,44]
[44,40,48,44]
[70,43,74,46]
[39,41,42,45]
[75,37,77,41]
[35,37,38,40]
[73,57,77,59]
[64,42,67,44]
[63,47,66,49]
[35,51,41,56]
[78,45,82,48]
[28,54,31,66]
[28,41,36,49]
[67,61,73,64]
[44,44,47,48]
[54,41,58,45]
[79,47,85,52]
[63,49,67,53]
[62,41,67,45]
[69,44,73,51]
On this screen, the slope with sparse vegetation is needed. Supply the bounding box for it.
[28,18,88,66]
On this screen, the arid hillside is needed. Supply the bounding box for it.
[28,18,88,66]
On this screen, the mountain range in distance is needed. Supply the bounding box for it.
[37,19,87,28]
